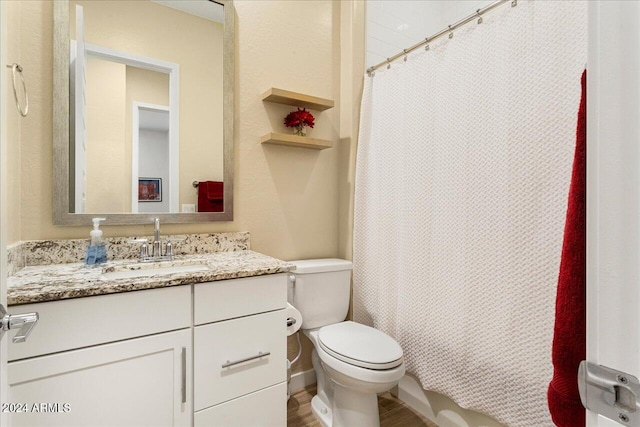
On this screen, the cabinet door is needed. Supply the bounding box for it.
[7,329,191,427]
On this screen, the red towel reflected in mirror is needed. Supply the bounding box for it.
[197,181,223,212]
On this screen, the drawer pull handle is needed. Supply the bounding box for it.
[222,351,271,369]
[181,347,187,404]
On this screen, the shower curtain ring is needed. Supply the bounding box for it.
[425,38,430,51]
[403,49,408,62]
[387,58,391,69]
[448,25,454,39]
[476,10,483,24]
[511,0,517,7]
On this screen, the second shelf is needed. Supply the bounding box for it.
[260,133,333,150]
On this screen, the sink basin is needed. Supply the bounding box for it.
[101,262,210,280]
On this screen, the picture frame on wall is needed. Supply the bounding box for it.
[138,178,162,202]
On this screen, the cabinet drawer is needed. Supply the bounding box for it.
[194,382,287,427]
[194,309,286,411]
[194,273,287,325]
[8,286,191,361]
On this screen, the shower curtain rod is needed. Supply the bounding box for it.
[366,0,516,76]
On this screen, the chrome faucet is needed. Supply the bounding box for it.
[152,218,162,257]
[154,218,161,242]
[134,218,175,262]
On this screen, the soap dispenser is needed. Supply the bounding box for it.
[85,217,107,266]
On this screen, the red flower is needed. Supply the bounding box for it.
[284,108,315,129]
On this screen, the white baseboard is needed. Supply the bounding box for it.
[289,369,316,393]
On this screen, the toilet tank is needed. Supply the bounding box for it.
[289,259,353,330]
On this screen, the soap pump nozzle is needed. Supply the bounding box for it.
[90,217,106,245]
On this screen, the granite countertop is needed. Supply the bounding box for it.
[8,250,294,306]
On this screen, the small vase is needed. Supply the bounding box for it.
[293,124,307,137]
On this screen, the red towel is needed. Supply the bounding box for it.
[197,181,224,212]
[548,70,587,426]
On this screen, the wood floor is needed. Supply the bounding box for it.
[287,385,437,427]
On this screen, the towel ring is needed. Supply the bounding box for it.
[6,63,28,117]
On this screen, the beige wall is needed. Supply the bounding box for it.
[84,58,127,213]
[338,1,366,264]
[5,0,22,245]
[5,1,54,242]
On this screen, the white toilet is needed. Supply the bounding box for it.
[289,259,405,427]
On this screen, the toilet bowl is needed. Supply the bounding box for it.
[289,259,405,427]
[306,324,405,427]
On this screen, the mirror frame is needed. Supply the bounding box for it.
[53,0,234,225]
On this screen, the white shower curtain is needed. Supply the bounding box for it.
[353,2,586,426]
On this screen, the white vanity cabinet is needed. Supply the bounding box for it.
[6,286,193,427]
[193,274,288,427]
[6,272,289,427]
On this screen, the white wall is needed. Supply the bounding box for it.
[366,0,487,69]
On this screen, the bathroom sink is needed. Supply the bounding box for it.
[100,261,210,280]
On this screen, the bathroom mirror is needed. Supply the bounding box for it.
[53,0,234,225]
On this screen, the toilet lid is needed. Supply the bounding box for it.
[318,322,403,370]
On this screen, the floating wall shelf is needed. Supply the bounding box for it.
[261,132,333,150]
[262,88,334,111]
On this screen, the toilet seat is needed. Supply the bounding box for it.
[318,321,403,370]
